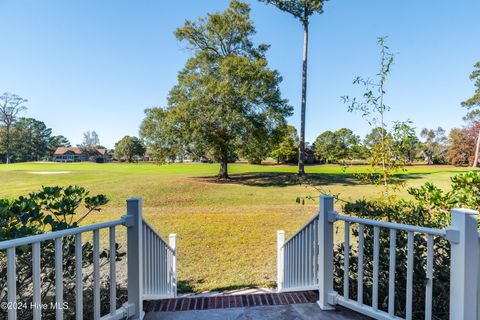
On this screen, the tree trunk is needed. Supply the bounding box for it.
[218,160,229,180]
[473,129,480,167]
[5,124,10,164]
[298,22,308,176]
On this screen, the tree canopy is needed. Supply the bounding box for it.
[270,125,298,163]
[259,0,326,26]
[0,93,28,163]
[420,127,448,164]
[462,61,480,114]
[141,0,292,178]
[115,136,146,162]
[314,128,362,163]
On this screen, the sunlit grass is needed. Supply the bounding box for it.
[0,162,474,292]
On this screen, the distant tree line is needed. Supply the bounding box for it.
[0,93,71,163]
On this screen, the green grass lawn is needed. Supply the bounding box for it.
[0,162,474,292]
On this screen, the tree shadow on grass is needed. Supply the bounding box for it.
[178,279,270,294]
[194,171,429,188]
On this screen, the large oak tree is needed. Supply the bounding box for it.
[141,1,292,179]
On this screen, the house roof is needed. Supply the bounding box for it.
[54,147,107,156]
[54,147,84,155]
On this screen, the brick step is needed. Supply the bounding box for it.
[144,290,319,313]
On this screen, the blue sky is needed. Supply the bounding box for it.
[1,0,479,148]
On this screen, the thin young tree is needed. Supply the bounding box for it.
[0,93,28,164]
[342,38,406,204]
[260,0,327,176]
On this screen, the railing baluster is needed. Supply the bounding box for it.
[344,221,350,299]
[313,219,319,285]
[313,223,317,284]
[169,234,177,296]
[388,229,396,317]
[143,227,152,294]
[158,237,161,295]
[142,224,147,293]
[307,225,314,285]
[75,233,83,320]
[297,236,300,287]
[302,229,306,287]
[372,226,379,310]
[167,243,171,292]
[160,240,164,295]
[425,234,433,320]
[406,231,414,320]
[293,237,296,288]
[357,224,364,305]
[109,226,116,315]
[32,242,41,320]
[161,237,165,295]
[285,243,289,288]
[153,235,157,295]
[93,230,100,320]
[148,229,155,294]
[289,243,292,288]
[55,237,64,320]
[7,247,16,320]
[303,228,307,287]
[164,243,168,295]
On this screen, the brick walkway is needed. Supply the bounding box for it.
[144,291,319,313]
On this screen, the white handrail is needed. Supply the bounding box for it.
[282,213,319,247]
[333,212,446,237]
[142,218,175,253]
[0,218,126,250]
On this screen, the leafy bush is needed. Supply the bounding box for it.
[333,171,480,319]
[0,186,125,320]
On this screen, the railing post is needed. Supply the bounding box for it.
[277,230,285,291]
[169,233,177,297]
[317,195,336,310]
[448,208,479,320]
[126,198,143,319]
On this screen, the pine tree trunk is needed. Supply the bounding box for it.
[473,129,480,167]
[298,22,309,176]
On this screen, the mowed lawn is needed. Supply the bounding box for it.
[0,162,473,292]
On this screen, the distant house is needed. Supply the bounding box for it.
[53,147,107,162]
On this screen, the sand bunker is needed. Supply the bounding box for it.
[29,171,71,175]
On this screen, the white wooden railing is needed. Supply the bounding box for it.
[278,195,480,320]
[0,197,176,320]
[142,220,176,300]
[277,214,319,292]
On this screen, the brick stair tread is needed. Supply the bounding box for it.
[144,290,319,313]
